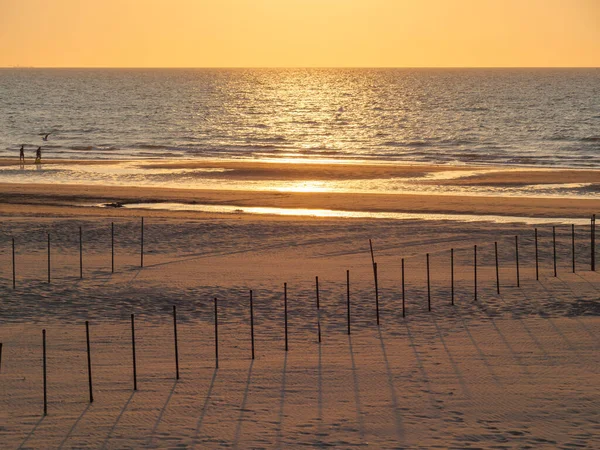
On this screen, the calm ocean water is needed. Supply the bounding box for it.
[0,68,599,167]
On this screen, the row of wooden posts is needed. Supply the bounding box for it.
[34,303,216,415]
[9,271,417,417]
[10,243,600,418]
[2,215,598,416]
[9,219,138,289]
[6,215,599,289]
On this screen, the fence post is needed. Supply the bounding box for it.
[315,278,321,344]
[79,226,83,279]
[495,242,500,294]
[250,290,255,358]
[426,254,431,311]
[346,270,351,335]
[12,238,16,289]
[592,214,596,272]
[284,284,288,351]
[43,329,47,416]
[535,228,539,281]
[85,321,94,403]
[402,258,406,317]
[131,314,137,390]
[140,217,144,268]
[111,222,114,273]
[553,226,557,277]
[515,235,520,287]
[214,298,219,368]
[572,224,575,273]
[374,263,380,325]
[451,248,454,305]
[474,245,477,301]
[369,238,375,267]
[47,233,51,284]
[173,306,179,380]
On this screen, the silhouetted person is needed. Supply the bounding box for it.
[19,145,25,163]
[35,146,42,164]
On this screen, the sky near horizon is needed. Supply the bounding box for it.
[1,0,598,68]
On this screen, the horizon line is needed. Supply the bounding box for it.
[1,66,599,70]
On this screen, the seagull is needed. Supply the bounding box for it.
[42,133,51,141]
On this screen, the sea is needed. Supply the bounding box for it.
[1,68,599,166]
[0,68,598,204]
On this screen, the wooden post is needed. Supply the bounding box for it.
[369,239,379,324]
[284,283,288,352]
[553,226,557,277]
[426,254,431,311]
[131,314,137,391]
[250,290,255,358]
[214,298,219,368]
[140,217,144,268]
[592,214,596,272]
[374,263,380,325]
[369,238,375,267]
[450,248,454,305]
[346,270,351,335]
[474,245,477,301]
[315,278,321,344]
[47,233,51,284]
[572,224,576,273]
[495,242,500,294]
[12,238,16,289]
[173,306,179,380]
[535,228,539,281]
[401,258,406,317]
[43,329,47,416]
[85,321,94,403]
[515,235,520,288]
[111,222,114,273]
[79,226,83,279]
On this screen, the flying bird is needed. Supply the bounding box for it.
[42,133,51,141]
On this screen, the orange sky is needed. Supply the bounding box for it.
[1,0,598,67]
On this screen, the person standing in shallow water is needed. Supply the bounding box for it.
[19,145,25,163]
[35,146,42,164]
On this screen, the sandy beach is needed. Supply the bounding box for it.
[0,160,598,448]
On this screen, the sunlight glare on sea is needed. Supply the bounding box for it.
[1,68,598,167]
